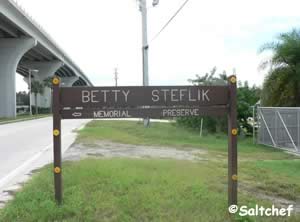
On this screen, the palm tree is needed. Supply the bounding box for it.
[259,29,300,106]
[31,81,44,115]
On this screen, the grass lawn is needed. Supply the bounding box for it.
[0,120,299,222]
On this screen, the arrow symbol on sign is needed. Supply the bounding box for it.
[72,112,82,117]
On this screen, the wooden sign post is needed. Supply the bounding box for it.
[52,75,238,206]
[228,76,238,206]
[52,77,62,204]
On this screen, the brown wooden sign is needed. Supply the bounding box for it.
[60,86,229,108]
[52,76,238,207]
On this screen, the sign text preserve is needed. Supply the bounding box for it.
[52,75,238,208]
[61,107,228,119]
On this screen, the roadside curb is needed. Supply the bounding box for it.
[0,115,50,125]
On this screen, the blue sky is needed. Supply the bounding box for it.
[15,0,300,91]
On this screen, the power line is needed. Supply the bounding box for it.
[150,0,191,43]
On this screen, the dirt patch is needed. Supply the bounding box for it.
[63,141,208,162]
[240,182,300,214]
[64,141,300,214]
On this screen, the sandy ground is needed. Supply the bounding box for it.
[64,141,208,162]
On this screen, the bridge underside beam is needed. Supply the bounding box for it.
[61,76,79,87]
[0,37,36,118]
[21,60,64,81]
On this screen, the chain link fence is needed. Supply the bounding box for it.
[257,107,300,153]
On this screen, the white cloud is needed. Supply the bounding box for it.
[15,0,300,91]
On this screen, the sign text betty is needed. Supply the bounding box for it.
[59,86,229,107]
[81,88,210,103]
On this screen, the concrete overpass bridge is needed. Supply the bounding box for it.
[0,0,93,118]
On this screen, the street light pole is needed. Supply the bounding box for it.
[29,70,32,116]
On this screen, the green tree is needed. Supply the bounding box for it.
[237,81,261,134]
[43,77,53,112]
[43,77,53,89]
[188,67,227,86]
[177,68,261,135]
[31,81,44,115]
[259,29,300,106]
[16,91,29,105]
[178,68,228,134]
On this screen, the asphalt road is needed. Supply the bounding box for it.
[0,117,89,206]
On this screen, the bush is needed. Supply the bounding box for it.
[176,116,227,134]
[31,106,51,115]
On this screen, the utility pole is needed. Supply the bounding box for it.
[138,0,159,127]
[114,68,118,87]
[139,0,150,127]
[139,0,149,88]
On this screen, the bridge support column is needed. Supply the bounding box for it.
[0,37,36,118]
[22,61,63,108]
